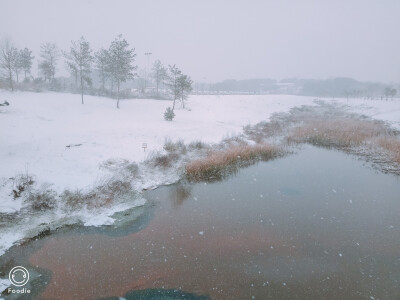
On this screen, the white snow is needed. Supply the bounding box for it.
[0,278,9,293]
[332,97,400,130]
[0,91,317,194]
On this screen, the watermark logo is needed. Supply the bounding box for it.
[9,266,29,287]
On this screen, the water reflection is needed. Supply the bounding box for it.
[169,184,192,208]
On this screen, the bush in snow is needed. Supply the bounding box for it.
[163,137,187,154]
[26,185,57,211]
[164,107,175,121]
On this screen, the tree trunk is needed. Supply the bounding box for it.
[80,73,84,104]
[101,69,105,90]
[8,67,13,91]
[117,83,120,109]
[16,69,19,83]
[156,74,159,96]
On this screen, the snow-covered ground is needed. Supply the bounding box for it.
[332,97,400,130]
[0,91,317,194]
[0,90,399,257]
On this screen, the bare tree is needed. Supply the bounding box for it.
[94,48,109,91]
[64,37,94,104]
[151,59,167,97]
[0,40,18,91]
[107,35,137,108]
[18,48,34,80]
[166,64,182,110]
[38,43,59,82]
[14,51,23,83]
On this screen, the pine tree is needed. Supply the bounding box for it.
[164,107,175,121]
[107,35,137,108]
[64,37,94,104]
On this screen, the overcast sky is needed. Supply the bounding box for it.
[1,0,399,83]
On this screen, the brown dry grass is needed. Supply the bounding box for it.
[62,178,132,209]
[27,186,57,211]
[377,136,400,164]
[287,118,389,148]
[185,144,281,181]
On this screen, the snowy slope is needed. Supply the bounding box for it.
[0,91,316,193]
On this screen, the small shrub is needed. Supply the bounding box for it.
[164,107,175,121]
[27,187,57,211]
[61,189,85,208]
[163,138,187,154]
[99,179,132,197]
[61,178,133,209]
[244,121,283,143]
[188,140,207,150]
[124,162,139,175]
[11,174,35,199]
[146,151,181,169]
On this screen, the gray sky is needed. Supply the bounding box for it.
[1,0,399,83]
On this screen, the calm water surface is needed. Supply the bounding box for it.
[3,146,400,299]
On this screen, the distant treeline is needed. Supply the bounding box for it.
[196,77,398,99]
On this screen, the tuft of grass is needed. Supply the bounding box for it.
[185,144,281,182]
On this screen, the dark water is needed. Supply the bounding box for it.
[3,146,400,299]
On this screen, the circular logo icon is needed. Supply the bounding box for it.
[9,266,29,287]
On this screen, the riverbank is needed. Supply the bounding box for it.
[0,91,399,258]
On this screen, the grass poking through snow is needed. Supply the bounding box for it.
[185,144,282,182]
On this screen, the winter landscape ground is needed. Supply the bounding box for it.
[1,91,399,250]
[1,91,400,296]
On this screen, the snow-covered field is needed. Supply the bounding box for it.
[333,97,400,130]
[0,90,399,257]
[0,91,318,193]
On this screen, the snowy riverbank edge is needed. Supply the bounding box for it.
[1,91,400,258]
